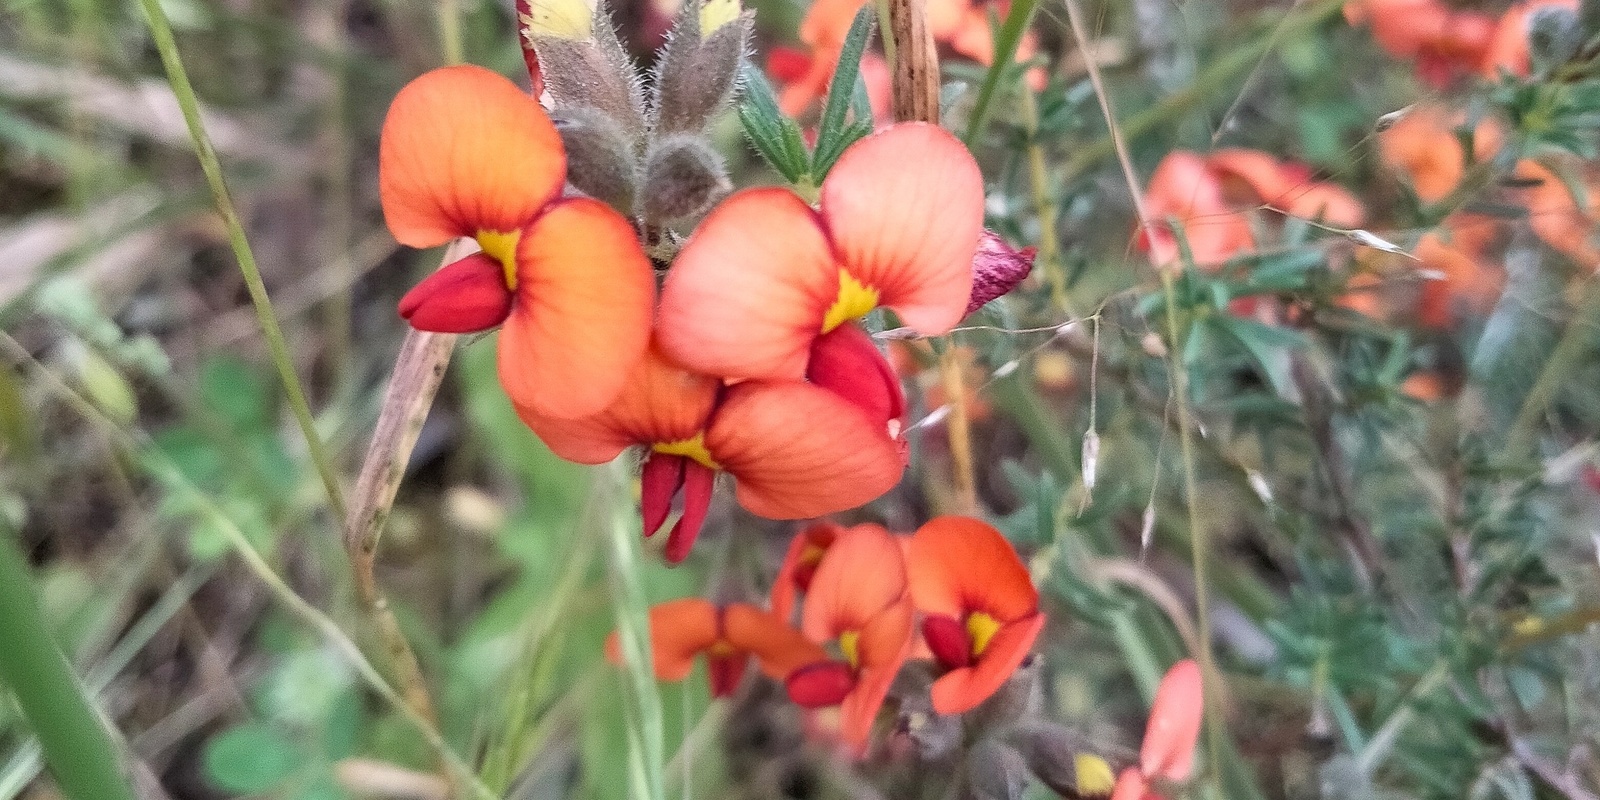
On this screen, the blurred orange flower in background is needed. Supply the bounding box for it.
[1109,659,1205,800]
[1343,0,1495,87]
[379,65,655,420]
[607,599,826,697]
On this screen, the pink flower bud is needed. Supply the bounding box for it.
[967,230,1036,314]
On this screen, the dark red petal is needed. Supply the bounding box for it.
[921,613,972,671]
[397,252,514,333]
[708,653,748,698]
[664,461,716,563]
[785,660,857,708]
[966,230,1036,314]
[805,323,906,435]
[641,453,686,537]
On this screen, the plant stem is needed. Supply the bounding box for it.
[0,518,137,800]
[960,0,1038,143]
[135,0,347,520]
[603,463,667,800]
[1016,86,1074,314]
[1506,276,1600,462]
[0,333,493,800]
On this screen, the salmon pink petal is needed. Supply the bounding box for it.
[379,65,564,247]
[658,189,837,381]
[907,516,1038,621]
[515,405,637,464]
[663,461,716,563]
[838,596,913,747]
[1141,659,1204,783]
[398,252,515,333]
[707,382,903,520]
[498,197,655,419]
[723,603,829,678]
[820,123,984,336]
[799,524,906,642]
[605,598,719,681]
[1111,768,1155,800]
[928,612,1044,715]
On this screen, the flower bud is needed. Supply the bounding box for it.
[527,1,647,137]
[651,0,754,134]
[397,252,514,333]
[965,740,1031,800]
[554,107,639,214]
[1011,722,1114,799]
[1528,4,1583,71]
[967,230,1036,314]
[642,134,732,224]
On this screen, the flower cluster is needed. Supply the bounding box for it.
[378,10,996,560]
[614,517,1048,749]
[1344,0,1580,87]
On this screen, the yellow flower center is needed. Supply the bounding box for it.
[1074,754,1116,798]
[699,0,740,34]
[652,433,720,470]
[838,630,861,669]
[707,639,737,658]
[476,229,521,291]
[966,611,1001,658]
[821,270,880,333]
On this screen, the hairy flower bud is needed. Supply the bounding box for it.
[527,1,647,137]
[1528,4,1583,71]
[642,134,732,224]
[651,0,754,134]
[966,740,1031,800]
[1011,722,1114,799]
[554,107,639,213]
[967,230,1037,314]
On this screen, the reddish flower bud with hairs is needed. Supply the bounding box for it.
[906,516,1044,714]
[379,65,655,420]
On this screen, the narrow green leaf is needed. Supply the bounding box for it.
[811,5,876,178]
[960,0,1038,143]
[737,66,811,182]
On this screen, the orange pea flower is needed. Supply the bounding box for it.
[1377,104,1503,204]
[906,516,1044,714]
[379,65,655,420]
[1109,659,1205,800]
[518,333,905,562]
[785,524,914,748]
[657,123,984,381]
[1511,159,1600,268]
[1343,0,1494,87]
[772,521,848,622]
[606,599,826,697]
[1481,0,1579,78]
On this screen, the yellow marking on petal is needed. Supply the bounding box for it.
[966,611,1001,658]
[707,639,738,658]
[1074,754,1116,798]
[520,0,595,40]
[839,630,860,669]
[699,0,740,34]
[821,270,880,333]
[653,432,721,470]
[476,229,522,291]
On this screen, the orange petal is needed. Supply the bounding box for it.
[839,596,914,748]
[907,516,1038,622]
[771,522,846,623]
[658,188,837,381]
[514,343,719,463]
[928,612,1044,715]
[498,198,655,420]
[1141,659,1204,783]
[820,123,983,335]
[605,598,719,682]
[723,603,829,678]
[799,523,906,642]
[379,65,565,247]
[707,382,903,519]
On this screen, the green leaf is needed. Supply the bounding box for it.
[736,65,811,183]
[203,722,302,794]
[810,5,876,179]
[200,356,271,430]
